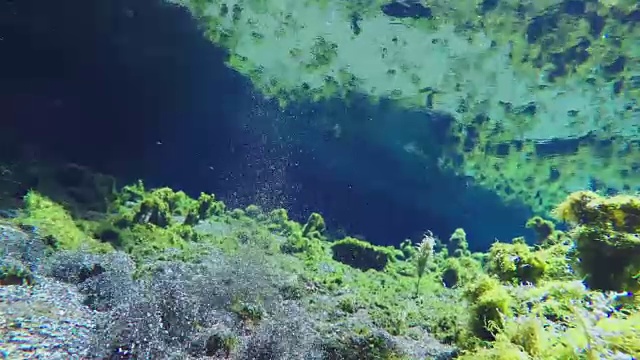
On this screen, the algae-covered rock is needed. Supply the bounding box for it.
[440,255,483,289]
[465,275,514,341]
[184,192,225,225]
[553,191,640,292]
[302,212,326,239]
[14,191,111,253]
[331,236,398,271]
[487,240,547,285]
[525,216,556,244]
[0,257,35,286]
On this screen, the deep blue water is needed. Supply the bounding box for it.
[0,0,535,251]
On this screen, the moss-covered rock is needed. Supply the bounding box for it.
[525,216,556,244]
[281,232,313,254]
[447,228,470,257]
[14,191,111,253]
[301,212,326,239]
[399,238,416,259]
[184,192,225,225]
[553,191,640,292]
[441,257,463,288]
[486,240,547,285]
[244,204,263,219]
[203,331,238,357]
[323,328,405,360]
[0,257,35,286]
[465,275,514,341]
[132,194,173,228]
[331,237,396,271]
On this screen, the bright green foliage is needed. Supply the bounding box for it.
[460,280,640,359]
[552,190,603,224]
[458,341,529,360]
[150,187,196,216]
[553,191,640,292]
[440,256,483,288]
[267,208,288,226]
[88,185,217,261]
[280,231,324,258]
[115,184,192,218]
[302,212,326,238]
[231,225,280,254]
[597,311,640,357]
[122,186,224,227]
[229,208,246,219]
[184,192,225,225]
[133,194,173,228]
[399,239,416,259]
[266,208,303,236]
[244,204,263,219]
[487,241,547,285]
[465,275,514,340]
[15,191,111,253]
[415,231,436,295]
[118,223,190,261]
[447,228,470,257]
[195,192,221,218]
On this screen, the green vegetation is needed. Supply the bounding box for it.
[552,191,640,292]
[414,231,436,296]
[3,181,639,359]
[13,191,112,253]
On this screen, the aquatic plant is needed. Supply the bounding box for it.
[415,231,436,296]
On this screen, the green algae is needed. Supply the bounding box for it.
[10,182,640,359]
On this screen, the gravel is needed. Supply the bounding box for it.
[0,279,96,360]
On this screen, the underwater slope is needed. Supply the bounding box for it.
[169,0,640,214]
[2,182,639,359]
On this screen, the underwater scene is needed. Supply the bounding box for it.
[1,0,640,358]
